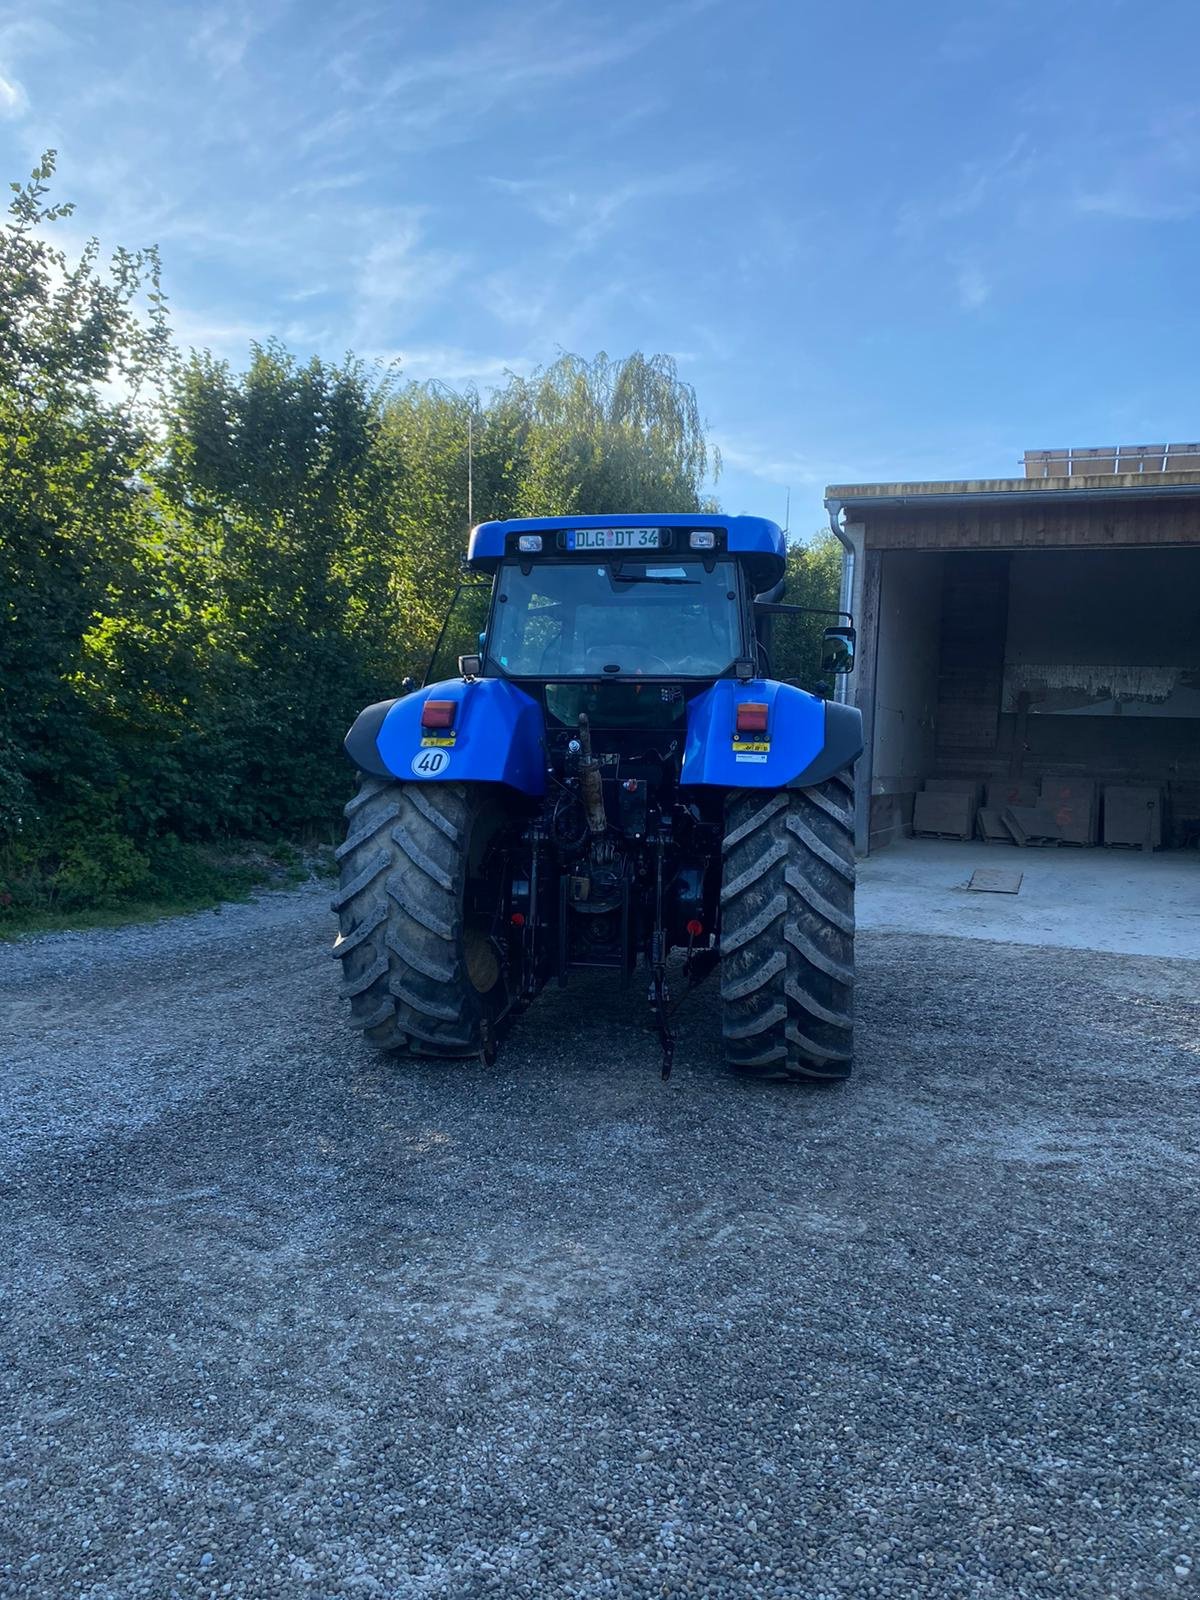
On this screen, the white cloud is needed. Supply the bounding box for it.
[1075,170,1200,222]
[479,269,553,331]
[489,163,726,250]
[283,172,367,201]
[1075,187,1199,222]
[169,307,267,359]
[295,108,356,155]
[1071,107,1200,221]
[188,2,279,76]
[352,213,465,336]
[896,136,1032,242]
[715,435,828,490]
[0,69,27,117]
[956,262,990,310]
[382,2,703,103]
[167,304,351,365]
[377,345,529,388]
[344,0,717,149]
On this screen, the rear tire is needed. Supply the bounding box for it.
[332,776,507,1056]
[719,774,855,1081]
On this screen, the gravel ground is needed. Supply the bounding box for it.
[1,882,1198,1599]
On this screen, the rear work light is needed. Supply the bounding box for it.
[420,699,457,729]
[517,534,543,552]
[735,701,769,734]
[689,530,716,549]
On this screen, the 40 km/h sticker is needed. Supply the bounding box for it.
[411,748,451,777]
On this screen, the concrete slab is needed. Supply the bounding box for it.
[857,838,1200,959]
[967,867,1022,894]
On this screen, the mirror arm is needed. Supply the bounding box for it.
[754,602,854,625]
[422,580,464,687]
[421,579,493,687]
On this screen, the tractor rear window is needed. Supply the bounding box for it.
[487,560,742,679]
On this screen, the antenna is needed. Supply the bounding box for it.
[783,487,790,535]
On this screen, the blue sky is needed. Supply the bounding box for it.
[2,0,1199,532]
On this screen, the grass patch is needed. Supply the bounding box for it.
[0,839,333,941]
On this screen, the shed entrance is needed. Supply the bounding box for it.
[863,544,1200,853]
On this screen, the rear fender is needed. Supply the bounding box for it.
[679,679,862,790]
[344,678,547,797]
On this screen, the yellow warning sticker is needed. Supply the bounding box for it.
[732,741,770,753]
[420,736,456,747]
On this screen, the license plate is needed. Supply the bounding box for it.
[566,528,664,550]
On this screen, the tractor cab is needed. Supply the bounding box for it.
[465,515,782,681]
[429,514,852,708]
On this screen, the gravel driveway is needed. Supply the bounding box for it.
[1,883,1197,1598]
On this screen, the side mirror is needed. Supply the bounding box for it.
[820,625,855,675]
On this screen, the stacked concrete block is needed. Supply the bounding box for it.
[1039,777,1099,845]
[1103,786,1163,849]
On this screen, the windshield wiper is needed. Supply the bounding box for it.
[612,574,699,585]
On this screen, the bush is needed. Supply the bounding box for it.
[53,828,154,909]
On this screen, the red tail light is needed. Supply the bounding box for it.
[420,699,456,730]
[735,701,768,734]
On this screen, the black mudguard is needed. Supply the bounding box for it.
[343,698,397,779]
[787,700,863,789]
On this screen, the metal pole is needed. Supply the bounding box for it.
[826,497,855,706]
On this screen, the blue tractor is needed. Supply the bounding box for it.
[334,515,862,1080]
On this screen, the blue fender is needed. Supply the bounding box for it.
[344,678,547,797]
[680,679,862,790]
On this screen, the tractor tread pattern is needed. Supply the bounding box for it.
[331,903,387,960]
[718,891,787,955]
[335,798,402,862]
[329,848,390,912]
[784,865,855,937]
[722,792,788,852]
[719,839,788,904]
[720,778,855,1081]
[332,776,491,1057]
[720,949,786,1002]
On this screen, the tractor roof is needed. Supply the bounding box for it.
[467,514,786,591]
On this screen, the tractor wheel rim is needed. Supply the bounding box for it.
[464,930,501,994]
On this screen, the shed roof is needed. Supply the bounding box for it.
[826,471,1200,514]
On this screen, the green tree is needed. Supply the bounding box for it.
[1,152,729,921]
[160,343,399,833]
[770,530,844,687]
[500,351,718,516]
[0,151,172,888]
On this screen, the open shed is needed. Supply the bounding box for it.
[826,452,1200,856]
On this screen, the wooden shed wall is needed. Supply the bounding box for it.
[862,498,1200,552]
